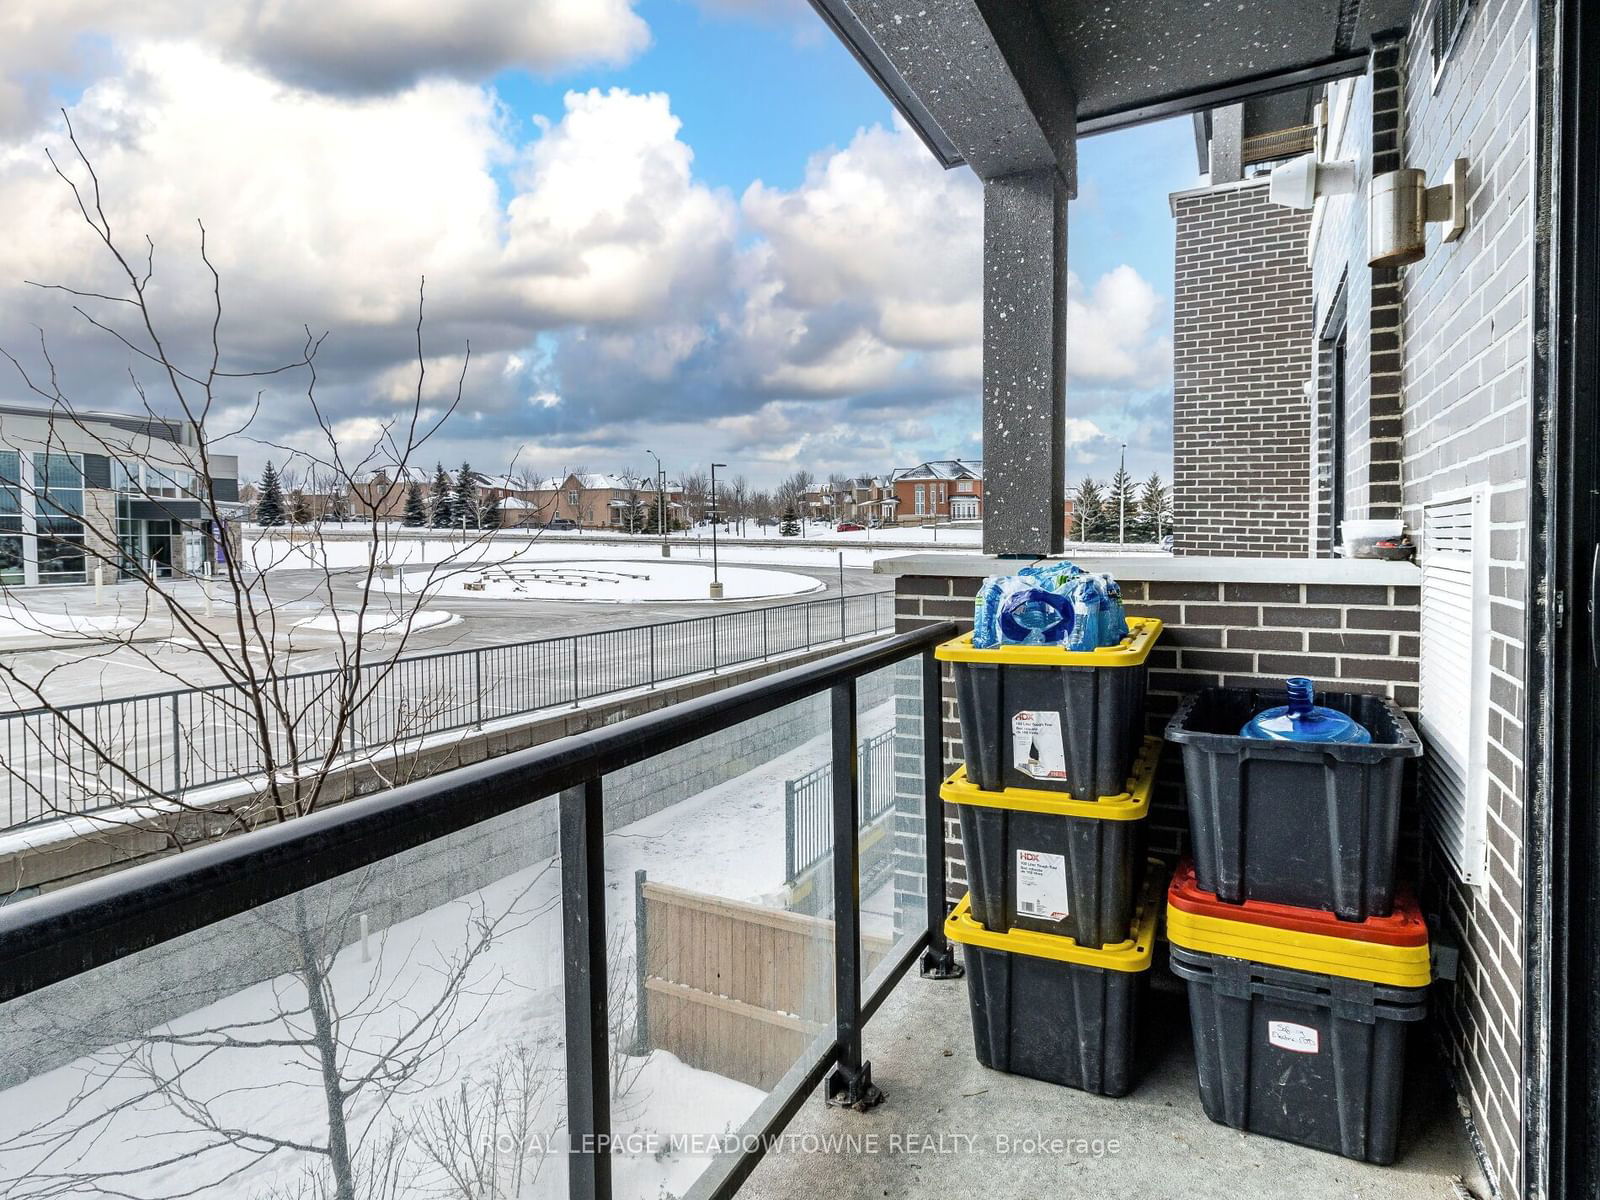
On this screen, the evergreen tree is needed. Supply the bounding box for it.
[647,494,675,535]
[402,480,427,527]
[619,491,646,533]
[429,463,454,528]
[1071,477,1109,542]
[454,462,479,529]
[1107,466,1140,544]
[1137,472,1171,542]
[479,488,502,529]
[289,490,312,525]
[779,505,801,537]
[255,460,286,527]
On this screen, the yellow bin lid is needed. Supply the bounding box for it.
[945,866,1161,973]
[934,616,1162,667]
[939,736,1161,818]
[1165,901,1432,990]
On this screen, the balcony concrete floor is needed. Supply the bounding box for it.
[740,959,1487,1200]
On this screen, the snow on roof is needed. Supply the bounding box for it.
[891,459,983,482]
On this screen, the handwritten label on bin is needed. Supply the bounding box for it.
[1267,1021,1320,1054]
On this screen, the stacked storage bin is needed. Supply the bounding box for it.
[934,618,1163,1097]
[1164,685,1429,1163]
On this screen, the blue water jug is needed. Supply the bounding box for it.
[996,586,1075,644]
[1240,677,1372,744]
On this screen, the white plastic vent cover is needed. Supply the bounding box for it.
[1418,491,1490,885]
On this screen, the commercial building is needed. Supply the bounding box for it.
[0,404,240,585]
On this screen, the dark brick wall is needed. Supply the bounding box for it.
[890,570,1420,911]
[1396,3,1534,1194]
[1303,8,1534,1195]
[1171,180,1314,557]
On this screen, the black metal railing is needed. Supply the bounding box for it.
[0,620,960,1200]
[0,588,893,829]
[784,726,895,888]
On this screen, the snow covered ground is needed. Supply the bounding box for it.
[0,702,904,1200]
[292,607,462,636]
[247,527,969,575]
[387,558,823,604]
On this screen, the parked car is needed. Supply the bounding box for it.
[756,517,777,529]
[544,517,578,531]
[836,521,865,532]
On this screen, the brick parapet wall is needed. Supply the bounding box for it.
[889,569,1420,909]
[1171,179,1314,557]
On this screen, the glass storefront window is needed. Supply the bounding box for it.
[0,515,22,585]
[37,516,86,582]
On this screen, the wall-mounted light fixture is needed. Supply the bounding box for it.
[1368,159,1468,267]
[1268,153,1358,210]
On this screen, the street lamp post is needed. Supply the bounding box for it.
[709,463,727,599]
[647,449,669,558]
[1118,443,1127,545]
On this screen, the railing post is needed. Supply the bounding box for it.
[560,779,612,1200]
[784,778,797,886]
[632,868,651,1055]
[648,624,656,690]
[805,602,812,650]
[826,679,882,1110]
[473,649,484,729]
[762,606,770,660]
[169,693,183,795]
[838,553,846,641]
[919,649,962,979]
[571,636,581,709]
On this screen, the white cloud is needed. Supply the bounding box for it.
[1066,265,1171,386]
[503,88,735,325]
[0,48,735,448]
[0,0,649,134]
[731,120,1169,406]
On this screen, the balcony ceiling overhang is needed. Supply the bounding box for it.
[809,0,1406,178]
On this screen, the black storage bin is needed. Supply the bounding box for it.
[941,737,1159,945]
[1165,687,1423,920]
[1169,946,1427,1164]
[936,619,1161,799]
[944,868,1158,1096]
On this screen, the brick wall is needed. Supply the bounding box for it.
[1170,179,1314,557]
[1397,2,1535,1194]
[1308,49,1409,532]
[888,567,1421,914]
[1301,5,1536,1194]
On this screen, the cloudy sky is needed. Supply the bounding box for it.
[0,0,1198,489]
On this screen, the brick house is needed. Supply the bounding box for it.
[889,460,983,524]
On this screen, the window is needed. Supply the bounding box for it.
[1431,0,1474,78]
[957,480,974,493]
[1328,327,1347,550]
[567,490,579,506]
[913,485,927,515]
[33,453,86,583]
[0,451,20,585]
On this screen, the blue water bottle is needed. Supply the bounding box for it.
[1240,677,1372,744]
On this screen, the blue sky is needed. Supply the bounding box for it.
[0,0,1200,489]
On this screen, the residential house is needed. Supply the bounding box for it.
[890,460,983,524]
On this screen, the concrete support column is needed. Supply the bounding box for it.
[1209,104,1244,183]
[982,168,1068,557]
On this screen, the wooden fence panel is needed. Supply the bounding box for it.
[636,880,892,1090]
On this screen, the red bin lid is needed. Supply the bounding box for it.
[1166,859,1428,948]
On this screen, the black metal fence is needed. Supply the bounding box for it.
[0,589,893,828]
[0,622,962,1200]
[784,726,895,887]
